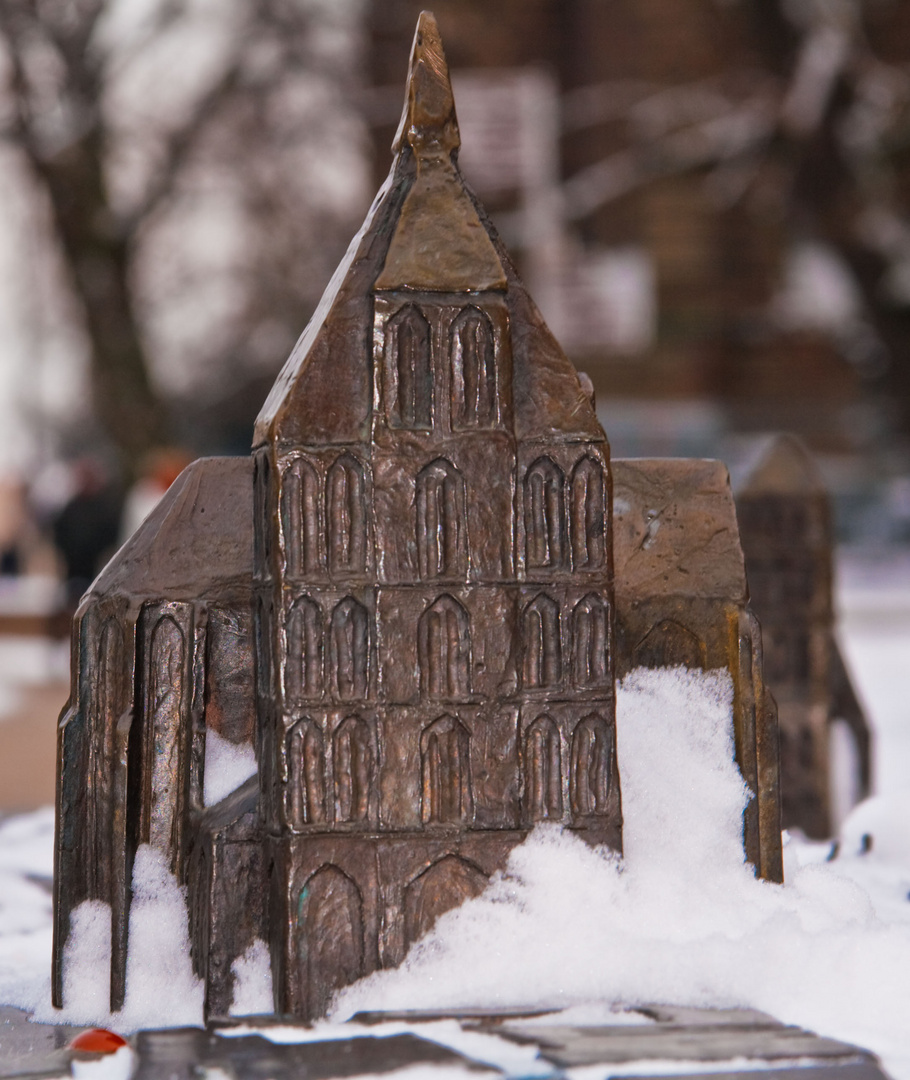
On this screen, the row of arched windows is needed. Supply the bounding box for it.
[285,596,369,703]
[284,590,610,706]
[281,451,607,582]
[525,455,606,572]
[282,454,366,577]
[384,304,500,430]
[524,713,614,820]
[523,592,611,691]
[286,714,374,827]
[282,454,468,581]
[284,711,613,829]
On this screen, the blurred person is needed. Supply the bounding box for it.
[51,458,122,610]
[0,475,28,576]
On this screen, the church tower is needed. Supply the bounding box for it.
[251,13,621,1017]
[53,12,785,1026]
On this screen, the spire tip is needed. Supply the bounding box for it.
[393,11,459,157]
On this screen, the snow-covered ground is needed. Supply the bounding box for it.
[0,552,909,1077]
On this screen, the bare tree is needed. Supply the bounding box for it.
[548,0,910,430]
[0,0,367,475]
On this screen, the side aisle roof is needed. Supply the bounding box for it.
[613,458,748,603]
[87,457,253,604]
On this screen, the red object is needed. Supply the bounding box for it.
[70,1029,127,1054]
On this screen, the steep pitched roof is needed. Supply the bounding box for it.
[254,11,603,451]
[613,458,748,602]
[87,457,253,603]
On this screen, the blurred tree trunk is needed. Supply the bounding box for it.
[0,0,365,478]
[33,140,169,475]
[0,0,169,477]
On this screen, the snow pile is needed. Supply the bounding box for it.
[0,807,55,1011]
[1,668,910,1075]
[32,845,203,1030]
[334,669,910,1078]
[229,938,273,1016]
[203,729,258,806]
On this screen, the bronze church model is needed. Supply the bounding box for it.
[53,12,782,1023]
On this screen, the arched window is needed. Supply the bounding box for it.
[326,455,366,575]
[570,713,612,817]
[285,596,323,703]
[254,595,275,708]
[296,865,363,1020]
[522,594,561,689]
[570,456,606,570]
[403,855,487,948]
[451,306,497,428]
[524,458,565,570]
[420,714,473,824]
[286,718,326,827]
[88,617,124,898]
[330,598,369,701]
[572,593,611,688]
[524,715,562,822]
[418,596,471,700]
[633,619,705,670]
[333,715,374,824]
[386,304,432,428]
[282,458,320,576]
[147,616,185,854]
[416,459,466,579]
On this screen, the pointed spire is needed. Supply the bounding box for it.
[376,10,506,292]
[392,11,460,158]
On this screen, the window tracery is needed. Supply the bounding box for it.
[522,594,561,689]
[451,306,497,428]
[525,457,565,570]
[386,304,432,428]
[570,456,606,570]
[416,459,466,579]
[418,595,471,700]
[327,455,366,575]
[420,714,473,824]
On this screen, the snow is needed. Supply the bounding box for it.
[330,669,910,1080]
[203,728,258,806]
[223,1016,547,1077]
[0,564,909,1076]
[229,938,273,1016]
[28,846,204,1031]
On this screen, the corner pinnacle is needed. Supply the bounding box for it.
[392,11,460,158]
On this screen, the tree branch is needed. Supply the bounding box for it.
[125,54,243,228]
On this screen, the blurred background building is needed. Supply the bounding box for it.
[3,0,910,566]
[366,0,910,545]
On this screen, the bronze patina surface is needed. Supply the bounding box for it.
[613,458,783,881]
[736,435,871,839]
[53,11,781,1023]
